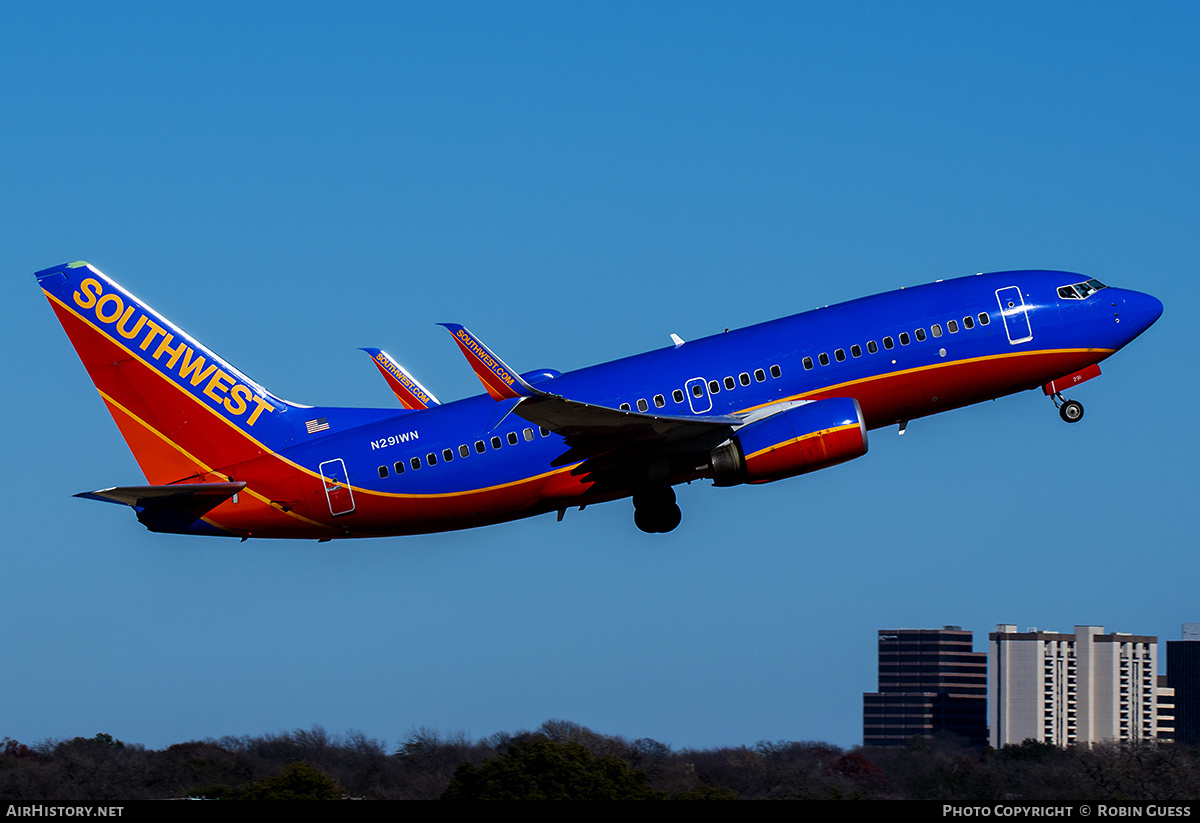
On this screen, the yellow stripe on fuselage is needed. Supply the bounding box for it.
[734,347,1112,416]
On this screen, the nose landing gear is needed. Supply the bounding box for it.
[1043,366,1100,424]
[1050,392,1084,423]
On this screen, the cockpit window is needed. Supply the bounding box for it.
[1057,278,1108,300]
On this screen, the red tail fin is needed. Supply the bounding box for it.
[37,262,294,484]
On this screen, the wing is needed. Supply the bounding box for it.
[439,323,740,488]
[512,393,740,466]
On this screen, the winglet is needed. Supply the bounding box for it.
[438,323,540,401]
[359,348,440,409]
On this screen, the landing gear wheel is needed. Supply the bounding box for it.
[633,486,681,533]
[1059,399,1084,423]
[634,503,681,534]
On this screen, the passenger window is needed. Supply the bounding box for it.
[491,436,503,450]
[883,336,894,349]
[619,402,631,411]
[507,432,519,446]
[394,461,405,474]
[724,376,735,390]
[540,427,550,436]
[410,456,421,470]
[803,356,814,370]
[963,315,974,329]
[637,398,648,412]
[739,373,750,386]
[426,453,437,466]
[770,365,781,378]
[459,444,470,458]
[899,332,910,345]
[867,340,878,353]
[673,389,685,403]
[754,369,766,382]
[691,384,704,398]
[851,344,861,358]
[931,324,942,338]
[978,313,990,325]
[378,465,388,479]
[442,448,454,462]
[709,380,720,393]
[819,353,830,366]
[654,394,665,407]
[523,428,534,441]
[947,320,958,333]
[834,349,845,362]
[475,440,486,454]
[915,328,926,342]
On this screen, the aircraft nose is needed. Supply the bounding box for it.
[1123,290,1163,333]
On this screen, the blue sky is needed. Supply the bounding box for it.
[3,2,1197,752]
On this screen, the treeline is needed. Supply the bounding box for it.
[2,722,1200,800]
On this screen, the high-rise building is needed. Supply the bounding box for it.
[1156,674,1175,742]
[862,627,988,747]
[1166,623,1200,745]
[989,624,1160,748]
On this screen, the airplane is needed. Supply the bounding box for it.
[35,261,1162,539]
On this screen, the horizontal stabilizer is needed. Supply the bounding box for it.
[76,483,246,536]
[76,482,246,508]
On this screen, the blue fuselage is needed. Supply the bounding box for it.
[272,270,1160,534]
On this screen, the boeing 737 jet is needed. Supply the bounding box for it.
[36,262,1162,538]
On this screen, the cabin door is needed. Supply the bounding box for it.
[318,458,356,517]
[995,286,1033,345]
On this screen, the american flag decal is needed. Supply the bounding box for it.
[305,417,330,434]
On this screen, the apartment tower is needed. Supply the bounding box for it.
[989,624,1158,748]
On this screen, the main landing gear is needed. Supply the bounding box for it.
[1050,393,1084,423]
[633,485,682,534]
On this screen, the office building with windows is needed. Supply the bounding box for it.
[863,627,988,747]
[1166,623,1200,745]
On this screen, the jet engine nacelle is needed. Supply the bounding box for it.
[710,398,868,486]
